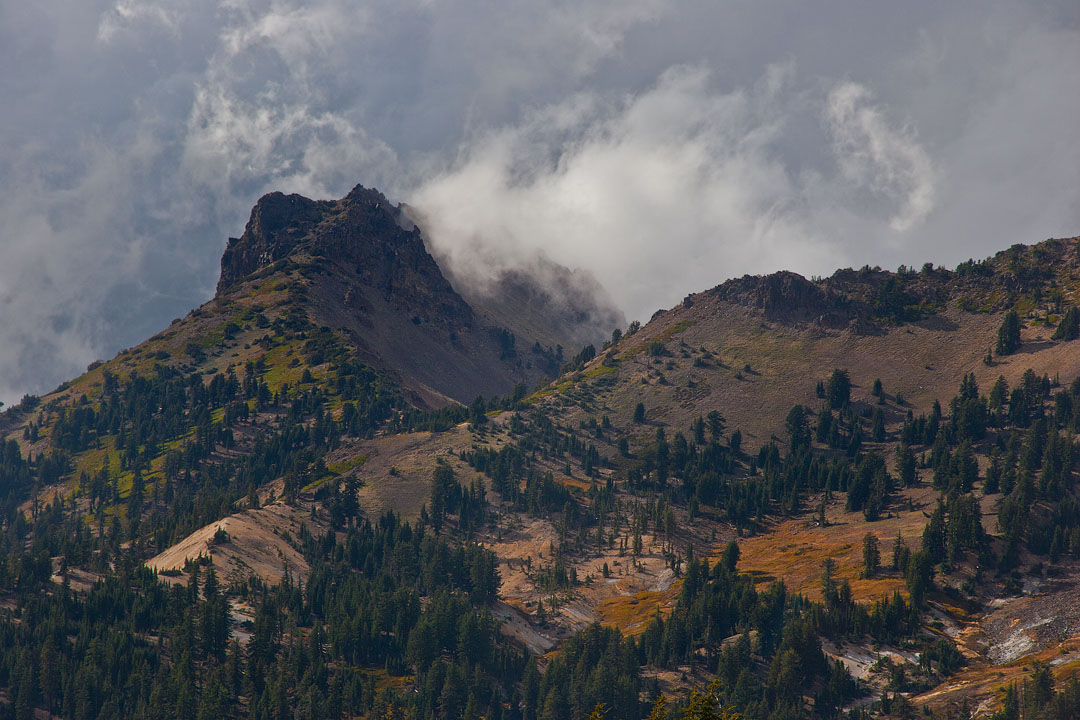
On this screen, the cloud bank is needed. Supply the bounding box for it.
[412,66,939,320]
[0,0,1078,403]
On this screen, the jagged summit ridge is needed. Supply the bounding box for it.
[217,190,329,293]
[216,186,463,317]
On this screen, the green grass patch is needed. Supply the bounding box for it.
[72,444,111,479]
[583,364,617,379]
[326,457,368,475]
[524,386,558,403]
[1013,297,1036,318]
[301,476,334,493]
[664,319,695,337]
[956,295,991,313]
[260,342,309,390]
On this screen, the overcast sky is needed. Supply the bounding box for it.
[1,0,1079,405]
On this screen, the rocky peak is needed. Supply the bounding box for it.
[208,183,627,403]
[216,186,470,322]
[217,191,330,294]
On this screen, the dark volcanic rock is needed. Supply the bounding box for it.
[711,270,890,333]
[217,192,329,294]
[217,185,473,326]
[714,271,829,322]
[753,271,829,321]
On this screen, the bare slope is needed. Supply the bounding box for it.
[147,501,319,586]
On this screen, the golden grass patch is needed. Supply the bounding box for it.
[598,586,678,635]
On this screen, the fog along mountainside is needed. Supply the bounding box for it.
[4,186,1080,719]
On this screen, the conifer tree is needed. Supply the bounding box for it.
[996,310,1021,355]
[826,369,851,409]
[862,533,880,578]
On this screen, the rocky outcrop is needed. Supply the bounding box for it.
[217,186,473,326]
[711,270,889,333]
[217,192,330,294]
[714,271,830,322]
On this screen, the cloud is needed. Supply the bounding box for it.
[410,67,934,320]
[825,82,936,232]
[0,0,1078,404]
[97,0,182,42]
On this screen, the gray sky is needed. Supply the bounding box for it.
[1,0,1078,405]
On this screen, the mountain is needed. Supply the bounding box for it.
[4,196,1080,720]
[215,184,622,406]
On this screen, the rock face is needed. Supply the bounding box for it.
[752,271,829,321]
[215,185,616,404]
[714,271,833,323]
[218,186,472,324]
[217,192,330,294]
[711,269,890,334]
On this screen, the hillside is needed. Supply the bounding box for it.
[3,205,1080,719]
[311,237,1080,710]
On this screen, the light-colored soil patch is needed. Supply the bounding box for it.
[50,566,102,593]
[487,514,683,640]
[823,640,919,681]
[352,425,499,520]
[147,502,321,586]
[964,563,1080,665]
[492,601,556,654]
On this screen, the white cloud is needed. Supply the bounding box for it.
[98,0,181,43]
[411,67,933,320]
[826,82,936,232]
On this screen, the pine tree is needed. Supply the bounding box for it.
[786,405,810,450]
[896,444,916,487]
[722,541,740,572]
[892,532,910,572]
[862,533,880,578]
[826,369,852,409]
[871,408,886,442]
[996,310,1021,355]
[39,637,60,714]
[1052,306,1080,341]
